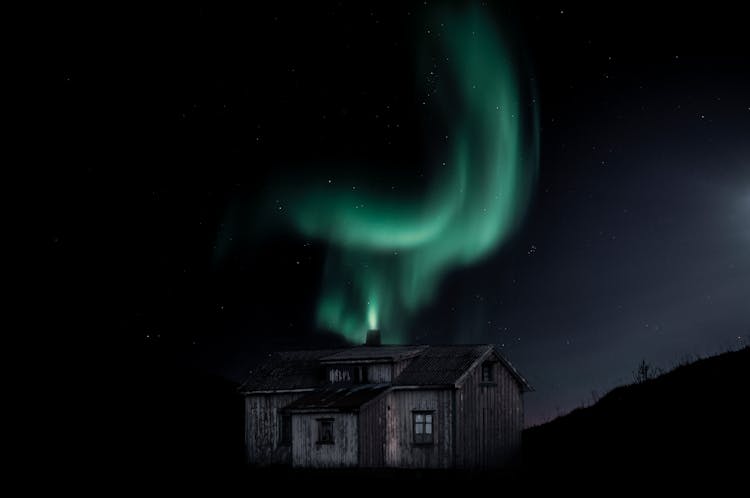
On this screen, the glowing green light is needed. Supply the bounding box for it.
[367,301,378,330]
[269,6,538,343]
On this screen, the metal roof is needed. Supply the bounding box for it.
[392,345,491,386]
[239,349,343,393]
[319,345,428,364]
[283,384,390,413]
[240,344,532,393]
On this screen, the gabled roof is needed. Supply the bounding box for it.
[392,345,490,387]
[490,345,533,392]
[283,384,390,413]
[240,349,343,393]
[319,345,427,364]
[240,344,532,393]
[393,345,532,391]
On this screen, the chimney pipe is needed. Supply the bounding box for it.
[365,329,381,346]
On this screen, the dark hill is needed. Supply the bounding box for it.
[88,346,747,490]
[523,347,750,481]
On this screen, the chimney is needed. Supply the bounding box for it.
[365,329,381,346]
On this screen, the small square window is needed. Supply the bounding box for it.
[317,418,334,445]
[413,411,434,444]
[482,362,494,383]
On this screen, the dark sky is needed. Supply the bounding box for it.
[46,2,749,425]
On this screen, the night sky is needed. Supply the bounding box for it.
[46,3,749,425]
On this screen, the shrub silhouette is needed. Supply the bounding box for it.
[632,358,657,383]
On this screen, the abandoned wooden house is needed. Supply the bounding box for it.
[240,331,531,469]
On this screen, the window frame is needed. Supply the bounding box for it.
[412,410,435,445]
[278,413,292,446]
[481,361,495,384]
[316,417,335,445]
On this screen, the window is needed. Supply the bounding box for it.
[354,366,368,384]
[279,414,292,446]
[413,411,434,444]
[317,418,334,445]
[481,361,494,383]
[329,366,369,384]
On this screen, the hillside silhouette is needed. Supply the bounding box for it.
[103,346,749,490]
[523,346,749,482]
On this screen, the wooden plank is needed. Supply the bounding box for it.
[292,413,358,468]
[245,393,303,465]
[367,364,392,383]
[383,389,453,468]
[359,395,386,467]
[453,358,524,468]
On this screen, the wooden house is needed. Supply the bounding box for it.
[240,332,531,469]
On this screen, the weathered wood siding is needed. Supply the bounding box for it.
[327,360,413,384]
[328,367,354,383]
[246,350,524,469]
[292,413,358,468]
[368,358,414,383]
[367,364,391,383]
[454,358,524,468]
[384,389,453,468]
[358,396,387,467]
[245,393,304,465]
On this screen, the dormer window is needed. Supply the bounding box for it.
[328,365,369,384]
[355,366,368,383]
[413,411,434,445]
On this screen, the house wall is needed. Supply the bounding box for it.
[292,413,358,468]
[246,350,524,469]
[328,367,355,383]
[326,357,418,384]
[327,363,403,383]
[383,389,454,468]
[328,365,383,383]
[368,358,417,383]
[358,396,387,467]
[245,393,305,465]
[454,358,524,468]
[367,364,391,383]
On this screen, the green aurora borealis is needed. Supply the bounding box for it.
[275,7,538,343]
